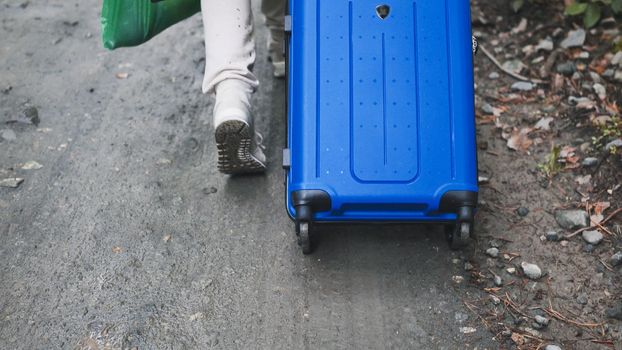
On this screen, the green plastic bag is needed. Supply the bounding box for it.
[101,0,201,50]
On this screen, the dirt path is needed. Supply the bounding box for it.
[0,1,498,349]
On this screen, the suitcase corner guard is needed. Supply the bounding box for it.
[292,190,332,222]
[439,191,478,214]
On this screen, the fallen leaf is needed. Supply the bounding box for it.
[507,128,534,152]
[593,201,611,215]
[511,332,525,345]
[575,174,592,185]
[534,117,554,131]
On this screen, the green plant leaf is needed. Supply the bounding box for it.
[612,0,622,13]
[511,0,525,13]
[565,2,588,15]
[583,3,601,28]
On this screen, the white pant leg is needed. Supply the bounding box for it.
[201,0,259,94]
[261,0,285,56]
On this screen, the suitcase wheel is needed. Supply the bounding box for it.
[445,222,472,250]
[296,221,313,255]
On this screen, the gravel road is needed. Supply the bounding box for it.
[0,1,495,348]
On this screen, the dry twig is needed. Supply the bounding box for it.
[479,45,545,84]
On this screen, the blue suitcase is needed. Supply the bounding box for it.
[284,0,478,254]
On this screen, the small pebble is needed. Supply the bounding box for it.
[606,303,622,320]
[494,275,503,286]
[605,139,622,152]
[464,262,474,271]
[545,231,559,242]
[582,157,598,167]
[610,252,622,267]
[521,262,542,280]
[545,345,562,350]
[488,72,499,80]
[582,230,603,245]
[486,247,499,258]
[593,83,607,100]
[560,28,586,48]
[516,207,529,217]
[583,244,595,253]
[556,62,576,75]
[21,160,43,170]
[577,294,588,305]
[0,178,24,188]
[555,210,589,230]
[535,315,550,326]
[511,81,534,91]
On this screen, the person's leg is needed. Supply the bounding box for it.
[261,0,286,78]
[201,0,266,174]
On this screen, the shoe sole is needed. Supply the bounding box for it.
[215,120,266,175]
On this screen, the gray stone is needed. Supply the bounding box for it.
[605,139,622,152]
[481,103,494,115]
[486,247,499,258]
[593,83,606,100]
[556,62,576,75]
[502,59,525,74]
[546,231,559,242]
[560,28,586,48]
[554,210,589,230]
[582,230,603,245]
[516,207,529,217]
[521,262,542,280]
[0,178,24,188]
[545,345,562,350]
[606,303,622,320]
[488,72,500,80]
[603,69,615,77]
[589,71,602,83]
[511,81,534,91]
[582,157,598,167]
[611,51,622,66]
[1,129,16,141]
[610,252,622,267]
[494,275,502,287]
[577,293,588,305]
[568,96,593,106]
[583,244,595,253]
[464,262,474,271]
[615,70,622,82]
[535,37,554,51]
[535,315,550,326]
